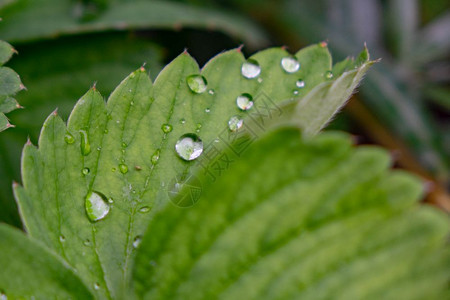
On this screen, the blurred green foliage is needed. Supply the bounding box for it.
[0,0,449,227]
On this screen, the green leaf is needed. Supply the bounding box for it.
[0,38,23,131]
[0,223,94,299]
[13,44,373,298]
[0,0,268,48]
[132,128,449,300]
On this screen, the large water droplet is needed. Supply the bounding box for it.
[119,164,128,174]
[139,206,150,213]
[175,133,203,161]
[85,191,110,222]
[281,57,300,73]
[296,79,305,88]
[325,70,334,79]
[228,116,243,132]
[186,75,207,94]
[241,59,261,79]
[64,132,75,144]
[151,149,160,165]
[79,130,91,156]
[133,235,142,248]
[161,123,173,133]
[236,93,254,111]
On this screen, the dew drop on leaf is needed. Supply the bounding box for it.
[175,133,203,161]
[293,90,299,95]
[281,56,300,73]
[59,235,65,242]
[151,149,161,165]
[139,206,150,213]
[94,283,100,290]
[296,79,305,88]
[228,116,243,132]
[186,74,207,94]
[79,130,91,156]
[180,118,186,124]
[161,123,173,133]
[133,235,142,248]
[83,239,91,246]
[325,70,334,79]
[82,168,90,175]
[241,59,261,79]
[208,89,215,95]
[119,164,128,174]
[236,93,254,111]
[64,132,75,144]
[85,191,110,222]
[205,108,210,113]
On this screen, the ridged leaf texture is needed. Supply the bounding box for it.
[2,44,389,298]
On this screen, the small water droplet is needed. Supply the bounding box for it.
[175,133,203,161]
[325,70,333,79]
[228,116,243,132]
[257,78,263,83]
[108,198,114,204]
[85,191,110,222]
[208,89,215,95]
[97,147,101,151]
[139,206,150,213]
[94,283,100,290]
[82,168,90,175]
[281,56,300,73]
[241,59,261,79]
[59,235,66,242]
[180,118,186,124]
[83,239,91,246]
[161,123,173,133]
[186,75,207,94]
[104,129,109,134]
[122,142,127,148]
[205,108,210,113]
[236,93,254,111]
[119,164,128,174]
[79,130,91,156]
[111,167,116,172]
[64,132,75,144]
[151,149,161,164]
[296,79,305,88]
[293,90,299,95]
[133,235,142,248]
[130,101,134,106]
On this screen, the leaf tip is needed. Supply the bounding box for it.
[236,44,244,53]
[51,108,58,116]
[25,136,32,146]
[19,83,27,91]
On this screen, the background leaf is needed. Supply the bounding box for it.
[0,224,94,299]
[13,45,373,298]
[133,128,449,300]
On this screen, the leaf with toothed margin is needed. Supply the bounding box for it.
[132,128,449,300]
[0,39,24,131]
[9,43,374,298]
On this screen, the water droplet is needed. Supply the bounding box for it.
[281,56,300,73]
[139,206,150,213]
[64,132,75,144]
[135,165,142,171]
[196,123,202,130]
[0,291,7,300]
[241,59,261,79]
[130,101,134,106]
[121,142,127,148]
[133,235,142,248]
[94,283,100,290]
[104,129,109,134]
[205,108,210,113]
[85,191,110,222]
[151,149,161,164]
[228,116,243,132]
[208,89,215,95]
[186,75,207,94]
[296,79,305,88]
[108,198,114,204]
[175,133,203,161]
[82,168,90,175]
[257,78,263,83]
[180,118,186,124]
[325,70,333,79]
[111,167,116,172]
[161,123,173,133]
[236,93,254,111]
[79,130,91,156]
[59,235,66,242]
[293,90,299,95]
[119,164,128,174]
[97,147,101,151]
[83,239,91,246]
